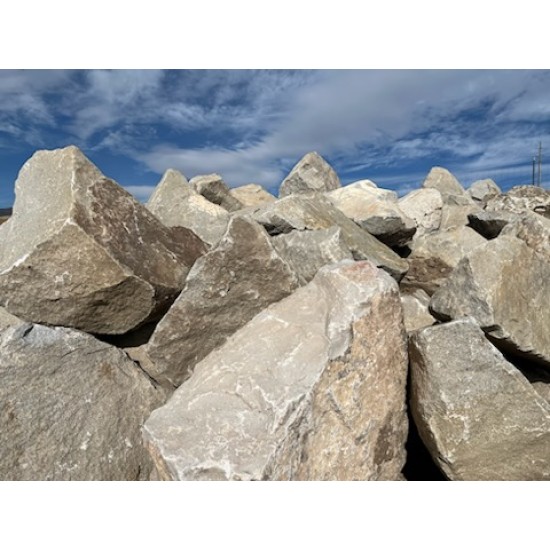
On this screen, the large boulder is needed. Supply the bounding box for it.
[467,210,519,239]
[279,152,340,197]
[400,226,486,295]
[249,193,408,280]
[143,260,409,481]
[229,184,276,207]
[422,166,468,201]
[485,185,550,218]
[190,173,244,212]
[398,188,443,239]
[439,194,480,230]
[409,319,550,480]
[0,147,206,334]
[430,235,550,367]
[147,169,229,247]
[0,323,163,480]
[468,178,501,202]
[139,216,300,389]
[500,212,550,259]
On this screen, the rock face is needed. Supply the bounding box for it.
[229,184,276,207]
[398,188,443,239]
[279,152,341,197]
[249,193,409,280]
[143,261,409,481]
[485,185,550,218]
[0,323,163,480]
[500,213,550,259]
[439,194,480,230]
[409,319,550,480]
[431,235,550,367]
[0,307,23,332]
[400,226,486,295]
[422,167,467,200]
[147,169,229,247]
[271,227,353,285]
[468,179,501,202]
[141,216,300,388]
[191,174,244,212]
[326,183,416,247]
[0,147,206,335]
[400,289,435,333]
[467,210,518,239]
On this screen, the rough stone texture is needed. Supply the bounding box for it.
[229,184,276,207]
[468,178,501,202]
[467,210,519,239]
[272,227,353,285]
[422,166,468,201]
[400,226,486,295]
[143,261,409,481]
[0,216,8,226]
[400,289,436,333]
[147,169,229,247]
[439,194,480,230]
[0,306,23,332]
[249,193,408,280]
[409,319,550,480]
[500,212,550,259]
[0,323,164,480]
[279,152,341,197]
[141,216,300,388]
[190,173,244,213]
[326,183,416,247]
[430,235,550,367]
[0,147,206,334]
[398,188,443,239]
[485,185,550,218]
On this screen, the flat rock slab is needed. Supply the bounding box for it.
[409,319,550,480]
[431,235,550,367]
[0,323,163,480]
[191,174,244,212]
[143,260,409,481]
[142,216,300,388]
[398,188,443,239]
[0,147,206,334]
[249,193,408,280]
[279,152,340,197]
[400,289,435,333]
[229,184,276,207]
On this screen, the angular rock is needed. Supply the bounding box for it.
[439,194,480,230]
[430,235,550,367]
[0,306,23,332]
[190,173,244,213]
[400,226,486,295]
[229,184,276,207]
[271,227,353,285]
[141,216,300,388]
[422,166,468,201]
[400,289,436,333]
[279,152,340,197]
[485,185,550,218]
[409,319,550,480]
[468,178,501,202]
[0,147,206,334]
[249,193,408,280]
[467,210,519,239]
[0,323,163,480]
[326,183,416,247]
[398,188,443,239]
[147,169,229,247]
[500,212,550,259]
[143,260,409,481]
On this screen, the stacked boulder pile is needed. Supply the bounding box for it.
[0,146,548,480]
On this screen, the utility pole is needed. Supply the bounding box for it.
[532,156,536,185]
[537,142,542,186]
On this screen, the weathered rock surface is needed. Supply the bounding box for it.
[0,147,206,334]
[468,178,501,202]
[467,210,519,239]
[439,194,480,230]
[279,152,341,197]
[430,235,550,367]
[0,306,23,332]
[400,226,486,295]
[400,289,436,333]
[409,319,550,480]
[147,169,229,247]
[143,260,409,481]
[485,185,550,218]
[271,227,352,285]
[422,167,468,201]
[500,212,550,259]
[0,323,163,480]
[190,173,244,212]
[249,193,409,280]
[326,183,416,247]
[398,188,443,239]
[141,216,300,388]
[229,184,276,207]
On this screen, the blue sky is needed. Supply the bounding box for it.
[1,69,549,207]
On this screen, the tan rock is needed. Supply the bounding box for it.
[422,166,468,201]
[400,289,436,333]
[279,152,340,197]
[485,185,550,218]
[500,212,550,259]
[0,306,23,332]
[468,178,501,202]
[398,188,443,239]
[229,184,276,207]
[191,173,244,212]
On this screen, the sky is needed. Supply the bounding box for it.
[1,69,549,208]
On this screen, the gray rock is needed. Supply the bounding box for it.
[0,307,23,332]
[249,193,408,280]
[430,235,550,367]
[229,184,276,207]
[0,146,206,334]
[468,178,501,202]
[439,194,480,230]
[400,289,436,333]
[279,152,340,197]
[422,166,468,201]
[272,227,353,285]
[143,260,409,481]
[485,185,550,218]
[467,210,519,239]
[0,323,164,480]
[147,169,229,247]
[400,226,486,295]
[190,173,244,212]
[409,319,550,480]
[398,188,443,239]
[141,216,300,388]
